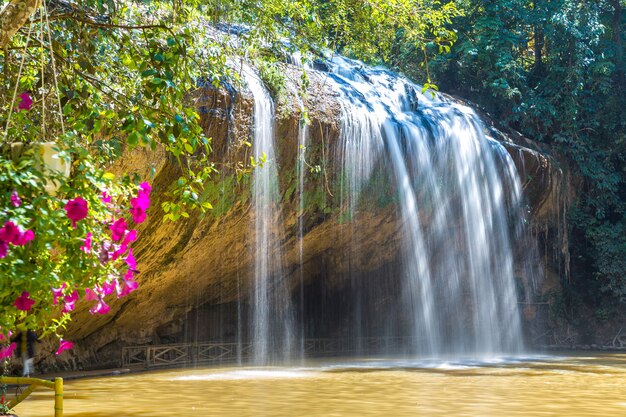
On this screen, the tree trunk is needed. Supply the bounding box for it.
[611,0,624,90]
[533,26,545,73]
[0,0,40,49]
[533,1,546,78]
[529,0,546,86]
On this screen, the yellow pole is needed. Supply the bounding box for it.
[54,377,63,417]
[0,376,54,389]
[0,376,62,414]
[7,384,37,409]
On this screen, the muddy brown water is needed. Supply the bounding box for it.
[13,353,626,416]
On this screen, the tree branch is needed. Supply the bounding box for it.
[0,0,40,48]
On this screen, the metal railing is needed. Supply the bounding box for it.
[0,376,63,416]
[122,337,420,368]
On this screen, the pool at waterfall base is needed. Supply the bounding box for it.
[14,353,626,416]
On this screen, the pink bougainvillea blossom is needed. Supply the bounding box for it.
[123,269,134,281]
[10,191,21,207]
[101,191,112,204]
[0,221,20,244]
[122,229,138,246]
[139,182,152,195]
[117,279,138,298]
[0,329,12,342]
[125,248,137,271]
[110,218,127,241]
[100,280,116,296]
[81,232,93,253]
[17,93,33,111]
[85,287,98,301]
[116,269,138,298]
[0,222,34,258]
[129,182,151,224]
[15,229,35,245]
[52,283,67,305]
[0,222,34,247]
[14,291,35,311]
[130,198,149,223]
[111,244,126,261]
[0,343,16,359]
[55,339,74,355]
[111,229,139,260]
[62,291,79,313]
[89,298,110,315]
[65,197,89,228]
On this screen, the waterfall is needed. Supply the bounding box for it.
[297,102,309,361]
[244,66,295,364]
[239,53,527,361]
[327,56,525,356]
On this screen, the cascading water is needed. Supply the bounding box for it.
[244,66,295,364]
[297,109,309,361]
[327,56,525,356]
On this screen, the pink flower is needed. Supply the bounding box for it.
[0,241,7,259]
[0,222,34,246]
[85,287,98,301]
[89,298,110,315]
[55,340,74,355]
[129,183,151,224]
[0,329,12,342]
[65,197,89,228]
[62,291,79,313]
[10,191,21,207]
[52,283,67,305]
[117,279,138,298]
[17,93,33,111]
[111,244,126,261]
[81,232,93,253]
[130,197,149,223]
[14,291,35,311]
[139,182,152,195]
[110,218,127,241]
[14,229,34,245]
[125,248,137,271]
[100,280,115,296]
[101,191,112,204]
[123,269,134,281]
[117,269,138,298]
[111,230,138,260]
[123,229,138,244]
[0,221,20,244]
[0,343,16,359]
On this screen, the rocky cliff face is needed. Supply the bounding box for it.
[42,62,568,371]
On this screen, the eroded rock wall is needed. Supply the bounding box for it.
[42,64,567,371]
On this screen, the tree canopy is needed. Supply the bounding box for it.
[421,0,626,303]
[0,0,624,365]
[0,0,461,360]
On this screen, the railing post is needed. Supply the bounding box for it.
[54,377,63,417]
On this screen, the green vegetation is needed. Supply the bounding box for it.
[370,0,625,304]
[0,0,623,354]
[0,0,457,345]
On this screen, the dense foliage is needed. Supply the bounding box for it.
[0,0,623,369]
[376,0,625,303]
[0,0,459,369]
